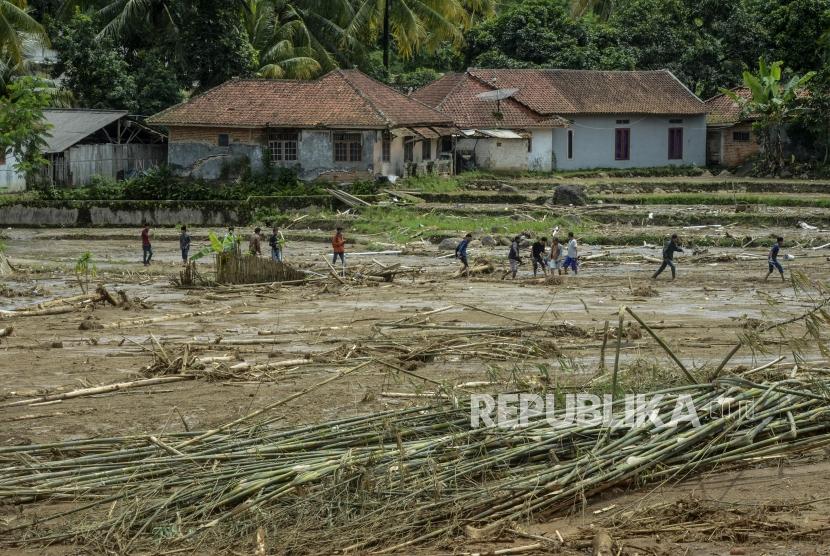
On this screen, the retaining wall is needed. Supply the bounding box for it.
[0,194,380,227]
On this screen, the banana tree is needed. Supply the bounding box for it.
[724,58,815,173]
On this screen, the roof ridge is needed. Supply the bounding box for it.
[468,67,671,74]
[344,68,448,115]
[661,69,705,106]
[336,69,392,127]
[464,70,553,117]
[703,86,748,103]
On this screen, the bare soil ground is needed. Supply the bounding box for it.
[2,180,830,554]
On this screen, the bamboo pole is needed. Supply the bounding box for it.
[611,308,624,398]
[0,376,195,408]
[625,306,697,384]
[598,320,609,374]
[93,307,229,330]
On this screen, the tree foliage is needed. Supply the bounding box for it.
[50,10,137,110]
[0,75,52,176]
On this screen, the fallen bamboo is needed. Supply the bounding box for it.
[174,359,374,449]
[0,376,195,408]
[625,306,697,384]
[87,307,229,330]
[322,256,347,285]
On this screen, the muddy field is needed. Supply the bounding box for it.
[2,177,830,555]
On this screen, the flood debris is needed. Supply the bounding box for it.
[3,371,830,554]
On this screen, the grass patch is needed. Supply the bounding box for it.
[0,191,40,205]
[594,192,830,208]
[351,207,591,243]
[398,176,461,193]
[524,165,705,179]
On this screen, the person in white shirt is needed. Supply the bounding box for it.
[563,232,578,274]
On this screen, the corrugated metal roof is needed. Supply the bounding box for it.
[42,110,127,153]
[479,129,524,139]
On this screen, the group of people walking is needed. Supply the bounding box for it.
[141,223,788,282]
[455,230,789,281]
[139,223,348,270]
[456,232,579,279]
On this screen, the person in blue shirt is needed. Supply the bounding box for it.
[455,233,472,276]
[765,236,785,281]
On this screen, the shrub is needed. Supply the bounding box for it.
[83,176,124,200]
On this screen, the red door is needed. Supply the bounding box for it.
[668,128,683,160]
[615,128,630,160]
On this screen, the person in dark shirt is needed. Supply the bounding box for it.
[141,223,152,266]
[531,237,548,277]
[506,235,522,279]
[765,236,785,281]
[455,233,472,276]
[179,225,191,263]
[652,233,683,280]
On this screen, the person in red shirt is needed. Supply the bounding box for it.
[331,227,346,267]
[141,223,152,266]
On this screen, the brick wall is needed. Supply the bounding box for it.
[168,126,266,146]
[722,123,760,167]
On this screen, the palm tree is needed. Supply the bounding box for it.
[0,0,49,66]
[346,0,474,72]
[244,0,324,79]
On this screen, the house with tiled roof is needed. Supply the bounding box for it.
[413,68,708,172]
[148,69,454,181]
[704,87,760,167]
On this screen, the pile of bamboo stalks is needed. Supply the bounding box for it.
[1,374,829,554]
[216,251,306,285]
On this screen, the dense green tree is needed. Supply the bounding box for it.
[177,0,256,89]
[466,0,630,70]
[0,75,52,177]
[50,11,137,110]
[745,0,830,76]
[132,48,183,115]
[795,67,830,164]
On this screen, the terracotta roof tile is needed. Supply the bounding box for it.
[415,69,707,124]
[148,70,452,129]
[412,72,569,129]
[468,68,706,115]
[705,87,752,125]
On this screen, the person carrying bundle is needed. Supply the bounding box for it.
[269,226,286,262]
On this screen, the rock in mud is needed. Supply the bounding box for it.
[552,185,587,206]
[438,237,462,251]
[480,235,497,247]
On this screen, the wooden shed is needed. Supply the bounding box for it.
[38,109,167,187]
